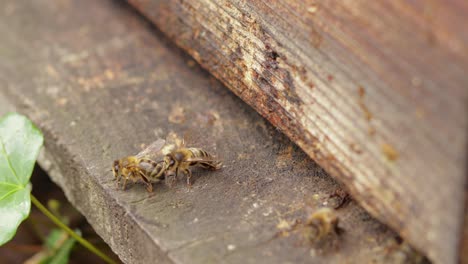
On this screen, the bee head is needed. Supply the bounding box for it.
[112,160,120,174]
[112,160,120,178]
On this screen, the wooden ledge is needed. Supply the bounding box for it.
[127,0,468,263]
[0,0,416,263]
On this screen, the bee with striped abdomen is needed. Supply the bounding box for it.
[164,146,223,186]
[112,139,167,192]
[112,134,222,192]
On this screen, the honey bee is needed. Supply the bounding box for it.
[303,207,340,243]
[164,146,223,186]
[112,139,167,192]
[112,134,222,191]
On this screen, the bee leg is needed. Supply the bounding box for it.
[169,167,180,187]
[145,182,153,192]
[113,169,121,186]
[164,168,178,188]
[170,168,179,187]
[186,169,192,187]
[166,178,174,188]
[138,171,153,193]
[151,162,166,179]
[122,177,128,190]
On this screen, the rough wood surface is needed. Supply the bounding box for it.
[462,194,468,264]
[0,0,417,263]
[126,0,468,263]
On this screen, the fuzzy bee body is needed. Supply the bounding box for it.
[165,147,223,186]
[304,207,340,243]
[139,159,167,181]
[112,137,222,192]
[112,156,162,192]
[112,139,167,192]
[186,148,223,169]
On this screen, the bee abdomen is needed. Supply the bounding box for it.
[188,148,209,158]
[188,148,222,170]
[199,160,223,170]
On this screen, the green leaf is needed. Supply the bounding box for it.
[45,229,66,251]
[0,113,43,245]
[27,228,78,264]
[39,229,78,264]
[48,234,77,264]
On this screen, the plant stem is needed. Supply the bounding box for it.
[30,194,116,264]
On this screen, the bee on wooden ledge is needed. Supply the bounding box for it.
[303,207,342,245]
[112,133,222,192]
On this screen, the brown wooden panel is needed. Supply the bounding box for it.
[0,0,411,263]
[127,0,468,263]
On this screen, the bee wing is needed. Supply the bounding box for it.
[185,156,223,170]
[136,138,166,160]
[184,156,219,162]
[165,131,185,148]
[181,131,193,148]
[162,131,189,155]
[166,130,216,149]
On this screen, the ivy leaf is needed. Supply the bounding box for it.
[0,113,43,245]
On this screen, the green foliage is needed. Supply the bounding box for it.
[48,235,76,264]
[0,113,43,245]
[0,113,114,263]
[40,201,77,264]
[26,228,78,264]
[43,229,78,264]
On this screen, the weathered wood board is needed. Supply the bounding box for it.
[462,197,468,264]
[0,0,421,263]
[126,0,468,263]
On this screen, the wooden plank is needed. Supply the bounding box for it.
[0,0,416,263]
[126,0,468,263]
[462,195,468,264]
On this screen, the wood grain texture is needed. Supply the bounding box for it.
[462,193,468,264]
[126,0,468,263]
[0,0,414,263]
